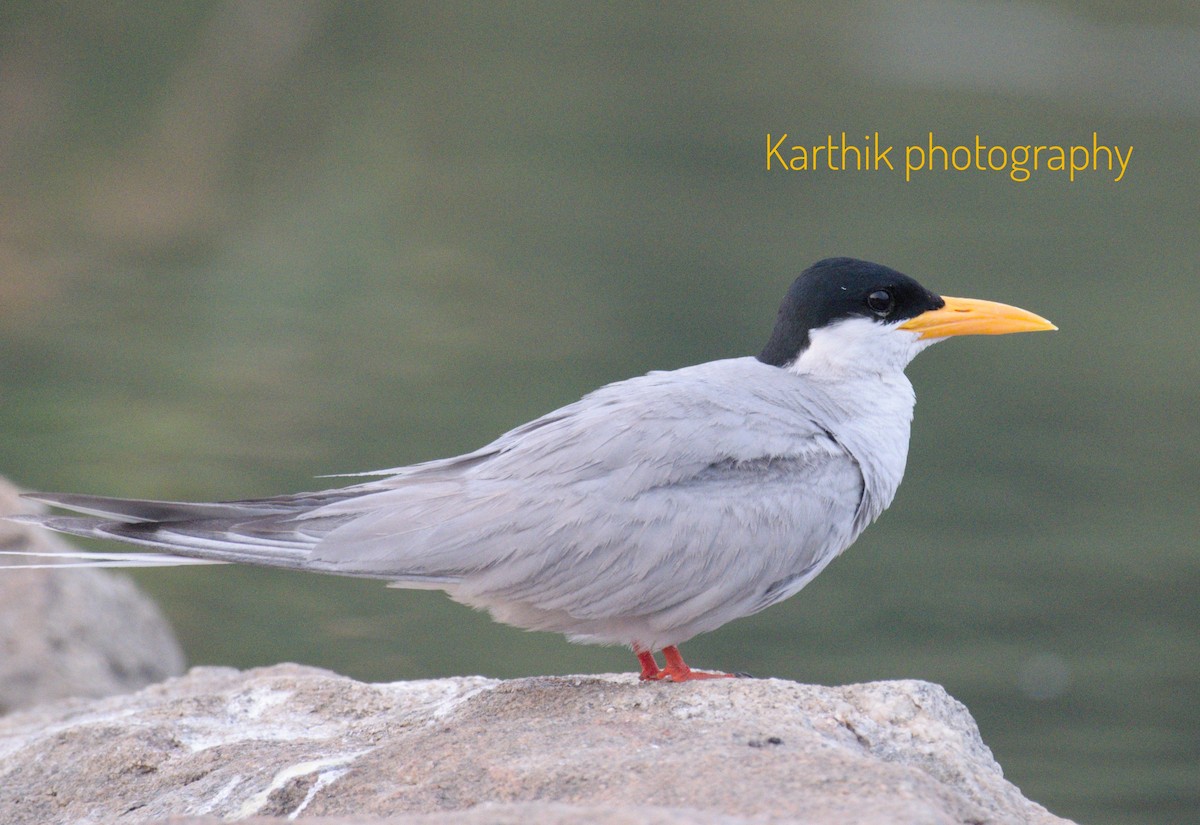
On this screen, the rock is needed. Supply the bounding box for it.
[0,477,186,713]
[0,663,1075,825]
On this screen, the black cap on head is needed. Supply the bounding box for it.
[757,258,945,367]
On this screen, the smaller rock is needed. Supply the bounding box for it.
[0,476,186,713]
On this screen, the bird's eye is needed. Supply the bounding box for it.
[866,289,894,316]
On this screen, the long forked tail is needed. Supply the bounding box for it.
[3,490,351,572]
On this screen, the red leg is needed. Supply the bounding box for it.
[660,645,734,681]
[635,647,664,681]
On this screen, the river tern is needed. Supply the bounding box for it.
[7,258,1055,680]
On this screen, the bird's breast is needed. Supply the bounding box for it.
[791,371,917,528]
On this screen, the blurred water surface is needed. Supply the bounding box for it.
[0,4,1196,823]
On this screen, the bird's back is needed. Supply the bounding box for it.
[307,356,911,647]
[14,356,916,650]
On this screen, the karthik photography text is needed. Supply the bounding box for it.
[765,132,1132,182]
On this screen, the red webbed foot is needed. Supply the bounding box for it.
[634,644,739,682]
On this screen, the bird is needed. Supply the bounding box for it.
[6,258,1055,681]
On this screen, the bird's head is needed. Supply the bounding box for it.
[758,258,1056,377]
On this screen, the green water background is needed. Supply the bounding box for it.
[0,4,1196,823]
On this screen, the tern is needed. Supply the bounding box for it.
[6,258,1055,681]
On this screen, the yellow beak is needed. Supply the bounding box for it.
[898,296,1057,339]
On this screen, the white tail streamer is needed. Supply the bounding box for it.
[0,550,224,569]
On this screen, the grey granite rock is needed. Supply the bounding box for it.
[0,477,186,713]
[0,663,1076,825]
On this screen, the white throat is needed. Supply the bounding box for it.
[786,317,938,379]
[781,316,941,524]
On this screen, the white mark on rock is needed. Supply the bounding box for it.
[236,750,369,819]
[288,766,350,820]
[191,775,243,816]
[227,686,293,720]
[375,676,500,723]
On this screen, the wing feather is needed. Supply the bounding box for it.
[308,358,870,641]
[17,356,886,647]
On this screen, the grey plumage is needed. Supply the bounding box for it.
[17,358,901,652]
[10,258,1055,677]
